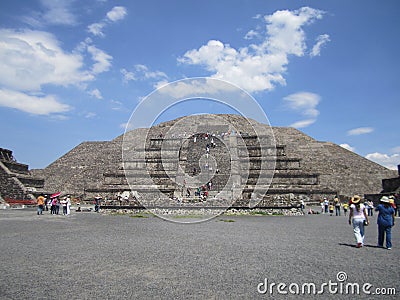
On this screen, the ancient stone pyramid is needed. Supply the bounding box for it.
[0,148,44,202]
[35,114,396,207]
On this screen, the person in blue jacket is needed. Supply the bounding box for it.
[375,196,395,250]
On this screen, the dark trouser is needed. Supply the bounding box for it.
[378,224,392,248]
[56,205,60,214]
[63,206,67,215]
[335,206,340,216]
[324,205,328,213]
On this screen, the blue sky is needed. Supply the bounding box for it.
[0,0,399,170]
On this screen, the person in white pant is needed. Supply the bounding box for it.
[348,195,369,248]
[66,196,71,215]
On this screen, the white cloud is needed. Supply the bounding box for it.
[88,88,102,99]
[0,29,112,116]
[310,34,330,57]
[365,152,399,170]
[244,30,259,40]
[87,23,105,37]
[179,7,326,93]
[106,6,127,22]
[40,0,78,26]
[283,92,320,128]
[283,92,320,117]
[0,89,70,115]
[121,68,136,82]
[347,127,374,136]
[23,0,78,27]
[0,29,92,92]
[85,112,96,118]
[264,7,324,56]
[87,45,112,74]
[111,100,124,111]
[88,6,127,37]
[289,119,316,129]
[121,64,167,83]
[340,143,356,152]
[135,64,168,80]
[153,78,238,99]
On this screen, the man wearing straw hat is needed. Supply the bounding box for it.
[375,196,395,250]
[348,195,369,248]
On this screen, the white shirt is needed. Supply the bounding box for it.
[350,204,366,219]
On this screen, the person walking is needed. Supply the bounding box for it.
[66,195,71,215]
[343,202,349,216]
[389,196,397,217]
[324,198,329,214]
[94,195,101,212]
[329,202,334,216]
[61,197,67,215]
[367,200,374,216]
[51,197,57,214]
[348,195,369,248]
[55,197,60,215]
[375,196,395,250]
[44,195,49,212]
[334,197,341,216]
[36,194,45,215]
[395,194,400,217]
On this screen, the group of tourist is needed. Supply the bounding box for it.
[307,194,397,250]
[37,187,396,250]
[192,181,213,200]
[36,194,71,215]
[158,129,237,141]
[318,197,383,217]
[318,197,347,216]
[348,195,396,250]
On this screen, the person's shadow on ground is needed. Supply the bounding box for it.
[339,243,383,249]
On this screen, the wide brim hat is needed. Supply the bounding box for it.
[351,195,361,204]
[380,196,390,203]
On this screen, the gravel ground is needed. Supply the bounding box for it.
[0,208,398,299]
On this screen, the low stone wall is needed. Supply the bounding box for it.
[100,207,304,217]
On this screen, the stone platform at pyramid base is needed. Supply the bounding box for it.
[85,184,335,209]
[98,206,304,218]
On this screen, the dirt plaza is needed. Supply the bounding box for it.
[0,208,398,299]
